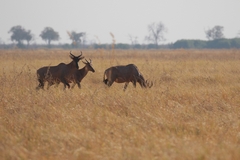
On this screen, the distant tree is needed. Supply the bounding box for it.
[231,38,240,48]
[67,31,86,47]
[25,30,33,46]
[115,43,130,49]
[145,22,167,46]
[40,27,59,46]
[128,34,138,48]
[205,25,224,40]
[173,40,207,49]
[8,25,33,48]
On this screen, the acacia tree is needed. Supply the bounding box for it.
[145,22,167,46]
[67,31,86,47]
[40,27,59,46]
[205,25,224,40]
[8,25,33,47]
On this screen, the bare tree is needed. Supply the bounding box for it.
[145,22,167,46]
[205,25,224,40]
[128,34,138,46]
[128,34,138,48]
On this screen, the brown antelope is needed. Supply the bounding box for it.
[103,64,153,91]
[57,59,95,89]
[36,51,84,90]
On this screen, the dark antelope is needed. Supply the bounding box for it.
[58,59,95,89]
[103,64,153,91]
[36,51,84,90]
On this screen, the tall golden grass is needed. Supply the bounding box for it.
[0,49,240,159]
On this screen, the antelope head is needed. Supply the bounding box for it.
[145,80,153,88]
[69,51,84,69]
[83,59,95,72]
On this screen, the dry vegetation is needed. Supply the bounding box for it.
[0,49,240,160]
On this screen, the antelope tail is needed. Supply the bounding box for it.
[103,71,108,84]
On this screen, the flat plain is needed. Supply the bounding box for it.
[0,49,240,160]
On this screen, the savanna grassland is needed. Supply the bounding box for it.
[0,49,240,160]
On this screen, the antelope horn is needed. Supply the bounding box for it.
[70,51,74,57]
[146,80,153,88]
[77,51,84,59]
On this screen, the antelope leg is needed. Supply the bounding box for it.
[77,82,81,89]
[123,82,129,91]
[132,81,137,88]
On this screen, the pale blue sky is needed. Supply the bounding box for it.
[1,0,240,44]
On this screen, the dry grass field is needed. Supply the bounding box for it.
[0,49,240,160]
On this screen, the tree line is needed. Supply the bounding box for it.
[1,23,240,49]
[6,25,86,48]
[173,38,240,49]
